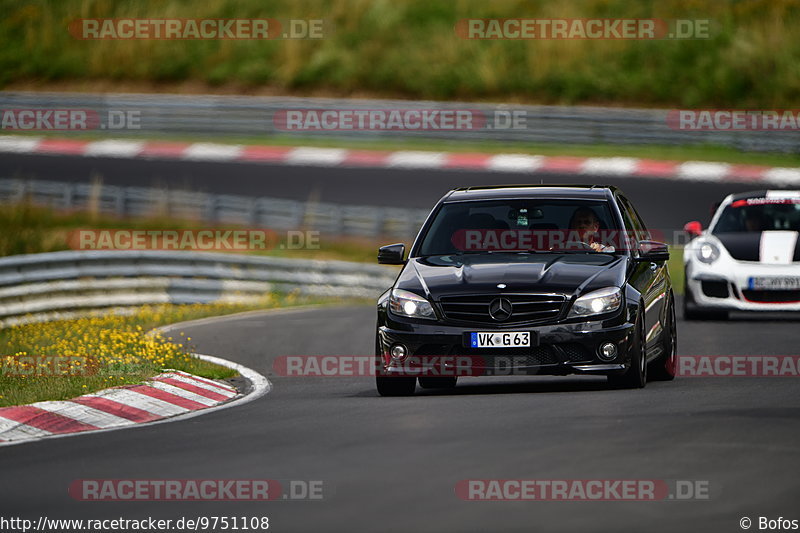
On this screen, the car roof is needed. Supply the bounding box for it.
[444,184,616,202]
[727,189,800,202]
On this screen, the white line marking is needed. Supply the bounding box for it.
[581,157,637,175]
[0,416,53,439]
[84,140,144,158]
[486,154,544,172]
[31,401,134,429]
[146,381,219,406]
[93,388,190,417]
[0,136,42,153]
[182,143,244,161]
[287,147,348,166]
[677,161,731,181]
[171,370,237,392]
[386,151,445,168]
[763,168,800,186]
[158,373,237,396]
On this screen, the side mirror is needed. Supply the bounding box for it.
[683,221,703,237]
[378,243,406,265]
[637,240,670,262]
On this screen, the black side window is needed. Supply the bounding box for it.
[616,195,637,235]
[618,195,650,241]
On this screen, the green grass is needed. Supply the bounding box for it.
[668,246,684,294]
[0,296,338,407]
[1,0,799,109]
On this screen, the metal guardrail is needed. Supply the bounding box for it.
[0,250,398,327]
[1,91,798,153]
[0,178,429,238]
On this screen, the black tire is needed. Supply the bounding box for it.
[375,337,416,396]
[418,376,458,389]
[683,279,728,321]
[376,375,417,396]
[650,294,676,381]
[608,311,647,389]
[682,277,700,320]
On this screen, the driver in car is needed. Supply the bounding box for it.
[744,209,765,232]
[568,207,615,252]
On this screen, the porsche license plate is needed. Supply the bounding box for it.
[748,276,800,290]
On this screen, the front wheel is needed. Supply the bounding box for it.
[608,313,647,389]
[650,295,677,381]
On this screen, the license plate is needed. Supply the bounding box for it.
[748,276,800,290]
[470,331,531,348]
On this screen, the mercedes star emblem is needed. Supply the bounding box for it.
[488,297,513,321]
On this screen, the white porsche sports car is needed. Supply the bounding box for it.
[683,189,800,320]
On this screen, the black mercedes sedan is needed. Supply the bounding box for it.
[375,185,676,396]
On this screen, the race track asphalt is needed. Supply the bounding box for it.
[0,152,798,532]
[0,302,798,532]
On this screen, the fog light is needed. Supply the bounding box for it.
[598,342,618,361]
[390,344,408,361]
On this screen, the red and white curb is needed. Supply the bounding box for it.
[0,354,270,447]
[1,135,799,185]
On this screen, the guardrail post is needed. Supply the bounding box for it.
[248,198,258,225]
[205,195,218,222]
[332,206,344,235]
[13,180,26,203]
[62,182,74,210]
[115,187,126,216]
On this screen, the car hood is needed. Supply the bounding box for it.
[714,231,800,263]
[396,253,627,300]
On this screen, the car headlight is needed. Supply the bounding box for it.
[696,241,720,264]
[568,287,622,318]
[389,289,436,320]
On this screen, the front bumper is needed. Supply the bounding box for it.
[377,313,635,377]
[686,261,800,312]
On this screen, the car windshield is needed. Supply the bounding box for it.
[416,199,623,256]
[712,197,800,233]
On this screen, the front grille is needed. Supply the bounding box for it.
[701,280,729,298]
[439,293,566,325]
[742,290,800,303]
